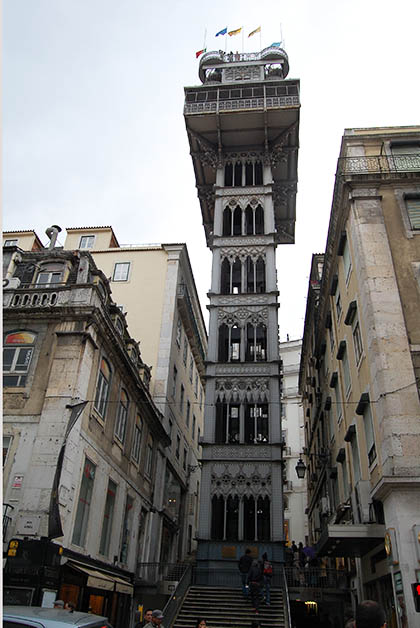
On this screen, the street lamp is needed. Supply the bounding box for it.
[295,458,307,479]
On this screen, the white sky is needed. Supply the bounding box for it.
[4,0,420,342]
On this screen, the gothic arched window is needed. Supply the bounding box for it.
[223,208,232,236]
[224,162,233,186]
[211,495,224,539]
[246,323,267,361]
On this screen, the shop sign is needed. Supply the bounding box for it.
[16,514,41,536]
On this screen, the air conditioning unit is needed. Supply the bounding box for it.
[3,277,21,289]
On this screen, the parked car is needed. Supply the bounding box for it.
[3,606,114,628]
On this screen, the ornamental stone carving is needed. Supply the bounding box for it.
[224,150,264,163]
[224,196,264,210]
[272,182,297,205]
[210,461,272,497]
[197,184,215,205]
[215,364,271,376]
[215,377,270,402]
[220,247,266,262]
[217,295,269,306]
[218,307,268,326]
[216,237,270,247]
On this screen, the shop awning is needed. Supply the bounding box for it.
[66,561,133,594]
[316,523,386,557]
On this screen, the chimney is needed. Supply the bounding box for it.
[45,225,62,249]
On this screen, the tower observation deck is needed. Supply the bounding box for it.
[184,46,300,575]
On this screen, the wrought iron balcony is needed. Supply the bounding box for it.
[337,153,420,176]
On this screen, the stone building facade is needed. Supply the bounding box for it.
[3,233,169,625]
[62,227,208,564]
[184,46,300,570]
[299,127,420,627]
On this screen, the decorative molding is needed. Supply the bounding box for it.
[272,182,297,205]
[216,295,270,306]
[218,306,268,326]
[216,236,269,247]
[220,246,266,262]
[215,364,271,376]
[223,196,264,210]
[215,377,270,402]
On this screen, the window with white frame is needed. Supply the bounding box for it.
[335,291,342,320]
[4,239,18,247]
[186,400,191,427]
[115,389,129,442]
[3,331,36,387]
[131,415,143,463]
[72,457,96,547]
[99,479,117,556]
[79,235,95,249]
[341,346,352,395]
[112,262,130,282]
[94,357,111,418]
[36,263,64,286]
[189,357,194,382]
[350,431,361,484]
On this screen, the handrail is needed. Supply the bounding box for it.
[281,565,292,628]
[337,153,420,175]
[162,563,193,628]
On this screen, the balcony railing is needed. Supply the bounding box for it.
[284,566,350,590]
[3,284,97,310]
[337,153,420,176]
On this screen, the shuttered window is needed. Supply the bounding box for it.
[406,197,420,230]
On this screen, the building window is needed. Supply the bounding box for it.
[245,403,269,443]
[216,403,240,444]
[79,235,95,249]
[186,400,191,427]
[72,458,96,547]
[198,427,201,444]
[176,318,182,346]
[119,495,134,564]
[189,357,194,383]
[192,414,196,440]
[172,366,178,399]
[4,239,18,247]
[99,479,117,556]
[341,347,352,395]
[183,338,188,365]
[342,238,352,282]
[246,323,267,361]
[195,374,198,397]
[350,431,361,484]
[3,435,12,467]
[183,447,187,470]
[131,415,143,463]
[180,384,185,412]
[176,435,181,459]
[94,357,111,418]
[218,323,241,362]
[115,389,129,443]
[335,291,342,320]
[112,262,130,281]
[363,404,377,466]
[353,319,364,364]
[145,437,154,476]
[199,388,203,410]
[36,263,63,286]
[3,331,36,387]
[405,197,420,230]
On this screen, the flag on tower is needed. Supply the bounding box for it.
[228,27,242,36]
[196,48,207,58]
[248,26,261,37]
[216,27,227,36]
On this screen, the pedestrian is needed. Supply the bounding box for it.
[195,619,207,628]
[261,552,273,606]
[64,602,75,612]
[238,548,253,597]
[53,600,64,609]
[135,609,153,628]
[355,600,386,628]
[247,559,263,612]
[144,609,165,628]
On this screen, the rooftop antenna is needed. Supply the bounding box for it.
[45,225,62,249]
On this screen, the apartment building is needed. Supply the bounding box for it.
[299,127,420,627]
[63,227,208,562]
[3,231,169,625]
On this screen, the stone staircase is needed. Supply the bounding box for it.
[172,586,287,628]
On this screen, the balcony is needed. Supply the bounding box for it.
[3,283,98,310]
[337,153,420,176]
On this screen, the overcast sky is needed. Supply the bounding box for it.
[4,0,420,342]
